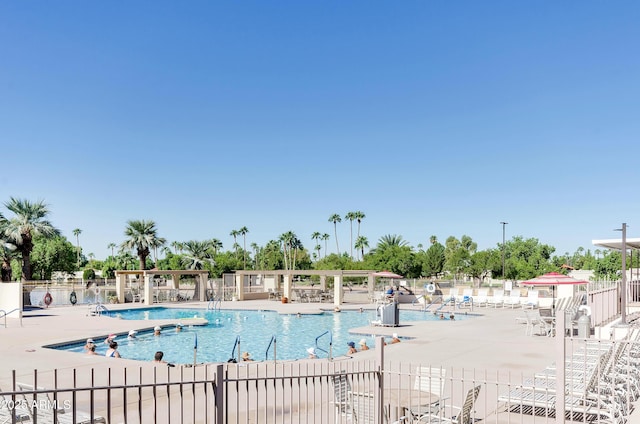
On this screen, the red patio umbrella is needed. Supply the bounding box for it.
[522,272,588,314]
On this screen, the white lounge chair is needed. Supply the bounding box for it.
[474,289,488,307]
[414,385,481,423]
[522,290,539,309]
[17,382,107,424]
[504,290,522,308]
[487,289,504,308]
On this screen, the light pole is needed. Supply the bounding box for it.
[500,222,508,279]
[615,223,628,325]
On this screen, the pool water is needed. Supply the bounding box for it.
[53,308,472,364]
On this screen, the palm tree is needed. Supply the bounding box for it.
[250,242,259,269]
[230,229,240,259]
[73,228,82,268]
[311,232,321,261]
[209,239,223,255]
[328,214,341,255]
[121,220,164,270]
[0,229,17,282]
[355,211,365,238]
[239,226,249,269]
[354,236,369,260]
[279,231,295,270]
[171,241,184,254]
[181,240,215,270]
[345,212,357,259]
[3,198,59,281]
[321,233,330,258]
[107,242,116,258]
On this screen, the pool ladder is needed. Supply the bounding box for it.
[89,303,109,316]
[314,330,333,361]
[207,297,221,311]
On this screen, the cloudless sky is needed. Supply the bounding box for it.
[1,1,639,260]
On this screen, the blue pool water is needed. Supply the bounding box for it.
[52,308,472,364]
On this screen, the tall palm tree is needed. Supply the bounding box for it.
[328,214,341,256]
[250,242,259,269]
[171,241,184,254]
[279,231,295,270]
[239,226,249,269]
[107,242,116,258]
[3,198,59,281]
[355,211,365,238]
[230,229,240,259]
[73,228,82,268]
[311,232,321,261]
[354,236,369,260]
[121,219,164,270]
[345,212,357,259]
[321,233,330,258]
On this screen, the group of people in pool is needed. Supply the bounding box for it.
[83,324,184,361]
[343,333,401,355]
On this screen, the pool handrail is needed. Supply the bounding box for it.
[230,336,240,362]
[418,294,443,311]
[264,335,276,362]
[0,308,22,328]
[314,330,333,361]
[207,297,221,311]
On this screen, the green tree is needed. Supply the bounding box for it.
[422,239,445,278]
[444,235,477,281]
[2,198,60,280]
[30,235,77,280]
[239,226,249,269]
[354,236,369,260]
[321,233,330,258]
[311,232,322,261]
[121,220,164,270]
[230,229,240,259]
[0,234,17,282]
[503,236,555,280]
[107,242,116,258]
[467,249,499,287]
[73,228,82,269]
[328,214,342,255]
[345,211,357,259]
[181,240,216,270]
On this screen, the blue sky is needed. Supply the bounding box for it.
[1,1,639,260]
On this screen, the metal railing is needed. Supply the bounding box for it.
[3,327,640,424]
[0,308,21,328]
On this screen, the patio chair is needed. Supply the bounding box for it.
[522,290,539,309]
[474,289,488,307]
[487,289,504,308]
[414,384,481,424]
[504,290,522,308]
[349,391,407,423]
[17,382,107,424]
[331,373,352,422]
[403,367,449,420]
[0,389,30,423]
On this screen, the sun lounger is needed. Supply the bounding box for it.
[17,382,107,424]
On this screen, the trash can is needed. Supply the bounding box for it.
[379,302,400,326]
[578,311,591,338]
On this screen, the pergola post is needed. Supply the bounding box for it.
[334,274,343,306]
[320,275,326,290]
[115,272,127,303]
[368,274,375,299]
[235,273,244,301]
[198,273,206,301]
[283,273,292,301]
[144,272,154,305]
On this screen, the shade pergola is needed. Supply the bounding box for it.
[592,238,640,251]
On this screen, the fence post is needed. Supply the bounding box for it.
[555,313,565,424]
[376,336,385,423]
[214,363,224,424]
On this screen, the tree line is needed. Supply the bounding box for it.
[0,198,631,283]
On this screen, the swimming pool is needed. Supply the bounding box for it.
[52,308,472,364]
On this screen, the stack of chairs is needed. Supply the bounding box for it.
[498,328,640,423]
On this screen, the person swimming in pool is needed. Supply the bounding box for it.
[105,341,121,358]
[347,341,358,355]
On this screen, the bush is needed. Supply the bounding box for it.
[83,268,96,280]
